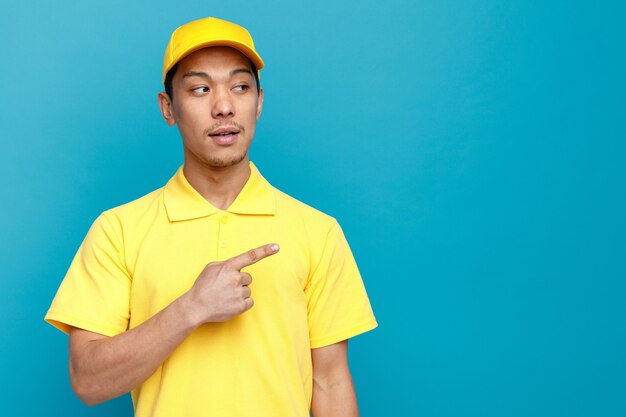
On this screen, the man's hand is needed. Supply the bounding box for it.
[184,243,280,325]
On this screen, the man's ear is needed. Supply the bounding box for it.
[256,87,264,121]
[158,92,176,126]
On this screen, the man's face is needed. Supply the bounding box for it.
[161,46,263,169]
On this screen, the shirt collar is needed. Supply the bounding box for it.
[163,162,276,222]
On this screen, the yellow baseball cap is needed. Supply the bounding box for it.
[162,17,264,83]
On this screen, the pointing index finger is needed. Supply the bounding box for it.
[225,243,280,271]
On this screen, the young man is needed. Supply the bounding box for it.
[46,17,377,417]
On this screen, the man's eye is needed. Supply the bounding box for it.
[192,87,210,93]
[233,85,249,92]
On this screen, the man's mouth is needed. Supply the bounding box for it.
[208,126,241,145]
[209,130,240,138]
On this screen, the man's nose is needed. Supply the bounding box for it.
[212,89,235,119]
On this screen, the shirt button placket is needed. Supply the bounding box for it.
[218,214,229,257]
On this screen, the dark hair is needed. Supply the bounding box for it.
[164,58,260,103]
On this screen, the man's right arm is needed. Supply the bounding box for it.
[68,243,279,406]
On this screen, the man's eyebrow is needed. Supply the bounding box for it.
[181,68,253,81]
[182,71,211,80]
[230,68,254,77]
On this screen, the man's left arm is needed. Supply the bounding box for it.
[311,340,359,417]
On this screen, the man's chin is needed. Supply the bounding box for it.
[205,152,248,168]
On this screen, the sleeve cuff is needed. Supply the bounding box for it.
[310,317,378,349]
[44,310,125,337]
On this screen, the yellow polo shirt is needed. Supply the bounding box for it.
[45,162,377,417]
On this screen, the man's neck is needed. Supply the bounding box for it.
[182,157,251,211]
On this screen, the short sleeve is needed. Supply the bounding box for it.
[45,212,131,337]
[305,220,377,348]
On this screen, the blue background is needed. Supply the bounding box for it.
[1,1,625,416]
